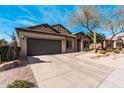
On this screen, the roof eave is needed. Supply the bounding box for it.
[16,28,75,38]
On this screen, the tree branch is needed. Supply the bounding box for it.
[110,28,124,40]
[81,22,93,33]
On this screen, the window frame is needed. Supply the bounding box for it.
[66,40,72,49]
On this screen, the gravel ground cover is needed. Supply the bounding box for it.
[0,60,38,88]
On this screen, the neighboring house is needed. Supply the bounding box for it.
[103,38,115,48]
[0,40,7,46]
[5,42,17,46]
[16,24,91,57]
[103,33,124,48]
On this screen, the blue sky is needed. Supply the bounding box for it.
[0,5,117,42]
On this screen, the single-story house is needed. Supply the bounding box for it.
[16,24,91,57]
[103,34,124,48]
[0,40,7,46]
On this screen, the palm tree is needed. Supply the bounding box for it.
[87,32,106,49]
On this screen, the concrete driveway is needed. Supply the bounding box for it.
[28,52,113,88]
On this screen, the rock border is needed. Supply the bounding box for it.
[0,60,23,72]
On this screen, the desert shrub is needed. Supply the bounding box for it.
[0,46,9,61]
[0,46,21,61]
[100,50,107,54]
[116,48,122,51]
[113,50,120,53]
[105,48,118,52]
[7,80,33,88]
[106,48,112,52]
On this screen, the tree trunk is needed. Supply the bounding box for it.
[101,41,104,49]
[93,29,97,53]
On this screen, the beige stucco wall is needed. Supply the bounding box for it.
[103,41,106,48]
[18,30,67,57]
[53,25,71,35]
[114,41,116,48]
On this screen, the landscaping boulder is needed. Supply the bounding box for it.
[0,60,23,72]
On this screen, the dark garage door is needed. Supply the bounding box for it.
[27,38,62,56]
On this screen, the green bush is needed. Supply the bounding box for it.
[105,48,118,52]
[0,46,9,61]
[0,46,21,61]
[100,50,107,54]
[7,80,32,88]
[113,50,120,53]
[116,48,122,51]
[106,48,113,52]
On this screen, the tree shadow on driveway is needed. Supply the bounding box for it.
[27,57,52,65]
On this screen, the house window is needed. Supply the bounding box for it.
[83,41,89,48]
[66,40,72,49]
[107,42,113,47]
[116,42,122,47]
[123,44,124,48]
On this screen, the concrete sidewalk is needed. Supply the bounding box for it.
[99,58,124,88]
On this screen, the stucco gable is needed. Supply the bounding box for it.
[26,24,60,34]
[74,32,86,39]
[52,24,72,35]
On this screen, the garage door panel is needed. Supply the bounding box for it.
[27,38,61,56]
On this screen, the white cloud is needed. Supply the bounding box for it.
[17,6,37,21]
[16,20,36,26]
[34,6,72,25]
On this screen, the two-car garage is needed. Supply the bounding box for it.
[27,38,62,56]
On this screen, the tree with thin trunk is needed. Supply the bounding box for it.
[71,6,105,51]
[101,6,124,48]
[71,6,100,34]
[5,32,18,61]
